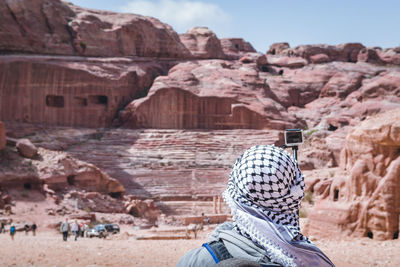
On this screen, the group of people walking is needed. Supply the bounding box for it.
[60,218,88,241]
[0,221,37,240]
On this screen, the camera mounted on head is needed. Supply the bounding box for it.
[282,128,303,162]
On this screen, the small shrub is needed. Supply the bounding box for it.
[80,42,87,52]
[305,128,318,137]
[303,191,314,204]
[299,208,308,218]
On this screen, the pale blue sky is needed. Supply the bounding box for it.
[69,0,400,52]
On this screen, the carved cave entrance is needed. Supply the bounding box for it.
[46,95,64,108]
[67,175,76,186]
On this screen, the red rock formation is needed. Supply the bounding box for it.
[267,42,290,55]
[266,55,308,68]
[0,121,5,151]
[220,38,256,59]
[0,56,167,127]
[16,139,38,158]
[306,108,400,240]
[179,27,225,59]
[357,48,385,64]
[378,47,400,65]
[268,43,365,63]
[121,60,302,130]
[0,0,190,58]
[0,144,125,195]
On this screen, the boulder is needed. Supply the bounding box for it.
[126,199,160,222]
[16,139,38,158]
[267,42,290,55]
[357,48,384,64]
[179,27,225,59]
[0,121,5,151]
[220,38,256,59]
[266,55,308,68]
[239,52,267,70]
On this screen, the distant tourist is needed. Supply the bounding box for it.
[31,223,37,236]
[177,145,334,267]
[0,221,4,233]
[10,223,16,240]
[71,220,79,241]
[60,218,69,241]
[24,224,30,235]
[201,213,210,225]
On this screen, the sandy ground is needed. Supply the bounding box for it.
[0,226,399,267]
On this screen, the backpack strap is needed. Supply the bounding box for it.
[202,240,233,263]
[203,240,282,266]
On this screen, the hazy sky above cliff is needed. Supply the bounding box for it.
[69,0,400,52]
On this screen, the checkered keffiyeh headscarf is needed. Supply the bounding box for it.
[223,145,307,267]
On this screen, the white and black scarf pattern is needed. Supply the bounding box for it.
[223,145,308,266]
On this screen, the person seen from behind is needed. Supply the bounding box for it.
[177,145,334,267]
[10,223,16,240]
[24,224,30,235]
[71,220,79,241]
[60,218,69,241]
[31,223,37,236]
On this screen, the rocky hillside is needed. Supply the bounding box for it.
[0,0,399,239]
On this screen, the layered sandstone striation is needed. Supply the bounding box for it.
[0,55,167,127]
[306,108,400,240]
[0,0,190,58]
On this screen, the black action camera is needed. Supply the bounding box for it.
[284,129,303,147]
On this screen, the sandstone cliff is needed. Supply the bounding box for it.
[0,0,190,58]
[305,108,400,240]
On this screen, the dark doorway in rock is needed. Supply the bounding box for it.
[89,95,108,105]
[73,97,88,107]
[46,95,64,108]
[328,124,338,131]
[366,231,373,239]
[393,230,399,240]
[261,65,269,72]
[23,183,32,190]
[67,175,76,186]
[234,44,239,50]
[109,192,123,199]
[333,188,339,201]
[278,69,284,75]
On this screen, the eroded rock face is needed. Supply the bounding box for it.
[0,121,5,151]
[121,60,303,130]
[0,56,167,127]
[220,38,256,59]
[269,43,365,63]
[0,0,190,58]
[0,145,125,195]
[179,27,225,59]
[306,108,400,240]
